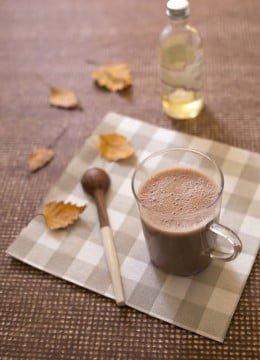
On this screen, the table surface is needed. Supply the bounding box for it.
[0,0,259,359]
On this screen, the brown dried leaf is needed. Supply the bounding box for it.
[28,148,55,172]
[43,201,86,230]
[99,133,135,161]
[49,87,79,109]
[91,64,132,92]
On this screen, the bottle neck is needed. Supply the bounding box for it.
[169,17,188,28]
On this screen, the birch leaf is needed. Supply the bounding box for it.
[49,87,79,109]
[43,201,86,230]
[28,148,55,172]
[92,64,132,92]
[99,133,135,161]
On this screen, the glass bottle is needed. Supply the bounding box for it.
[159,0,203,120]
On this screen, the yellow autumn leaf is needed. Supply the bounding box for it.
[43,201,86,230]
[99,133,135,161]
[91,64,132,92]
[28,148,55,172]
[49,87,79,109]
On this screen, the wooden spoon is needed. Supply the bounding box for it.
[81,167,125,306]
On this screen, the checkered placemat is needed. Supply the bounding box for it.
[7,112,259,342]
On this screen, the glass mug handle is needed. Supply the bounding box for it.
[208,223,242,261]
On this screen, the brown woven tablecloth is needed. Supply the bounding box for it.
[0,0,259,359]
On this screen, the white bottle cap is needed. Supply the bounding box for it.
[166,0,190,19]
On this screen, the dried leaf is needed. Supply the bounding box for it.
[91,64,132,92]
[49,87,79,109]
[99,133,135,161]
[28,148,55,172]
[43,201,86,230]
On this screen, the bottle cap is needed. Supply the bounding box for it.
[166,0,190,19]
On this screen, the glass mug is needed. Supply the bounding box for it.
[132,148,242,276]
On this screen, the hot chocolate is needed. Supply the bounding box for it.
[138,167,220,275]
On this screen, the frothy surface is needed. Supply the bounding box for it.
[138,168,219,233]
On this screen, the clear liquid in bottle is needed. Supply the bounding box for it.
[160,0,203,120]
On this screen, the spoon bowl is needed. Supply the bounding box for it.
[81,167,110,196]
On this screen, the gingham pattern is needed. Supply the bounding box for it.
[7,113,260,342]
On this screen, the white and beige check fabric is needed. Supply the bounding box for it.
[7,113,260,342]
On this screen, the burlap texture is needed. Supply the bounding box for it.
[0,0,259,358]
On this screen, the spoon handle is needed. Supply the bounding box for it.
[94,190,125,306]
[101,226,125,306]
[94,190,110,227]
